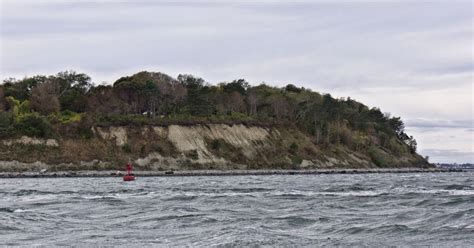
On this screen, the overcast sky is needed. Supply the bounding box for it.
[1,0,473,163]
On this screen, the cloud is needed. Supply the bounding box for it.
[405,119,473,129]
[407,125,473,163]
[421,149,474,164]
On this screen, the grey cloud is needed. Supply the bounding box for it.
[406,119,474,129]
[419,62,473,75]
[421,149,474,164]
[2,1,471,91]
[423,149,473,156]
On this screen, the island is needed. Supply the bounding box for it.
[0,71,431,174]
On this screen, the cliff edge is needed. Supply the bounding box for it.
[0,124,429,172]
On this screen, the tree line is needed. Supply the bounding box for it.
[0,70,417,154]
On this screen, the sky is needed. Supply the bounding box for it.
[0,0,473,163]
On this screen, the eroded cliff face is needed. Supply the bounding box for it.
[0,124,429,171]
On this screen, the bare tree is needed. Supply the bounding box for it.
[228,92,246,113]
[87,86,125,115]
[29,81,60,115]
[171,83,187,111]
[270,96,292,120]
[247,90,259,116]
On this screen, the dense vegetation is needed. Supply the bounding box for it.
[0,70,418,157]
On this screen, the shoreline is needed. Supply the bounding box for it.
[0,168,467,178]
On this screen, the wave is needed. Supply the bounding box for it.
[79,194,127,204]
[0,207,28,213]
[324,184,375,192]
[273,215,318,227]
[336,224,416,236]
[407,189,474,196]
[162,195,199,201]
[443,184,472,190]
[0,207,15,213]
[0,224,21,231]
[159,191,260,200]
[271,190,387,197]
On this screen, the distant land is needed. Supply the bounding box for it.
[435,163,474,170]
[0,71,429,172]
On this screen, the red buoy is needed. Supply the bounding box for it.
[123,163,136,181]
[123,175,135,181]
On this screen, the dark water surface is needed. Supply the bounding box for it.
[1,173,473,246]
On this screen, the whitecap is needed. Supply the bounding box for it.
[320,191,385,197]
[271,190,385,197]
[409,189,474,196]
[447,190,474,196]
[19,194,58,202]
[13,209,28,213]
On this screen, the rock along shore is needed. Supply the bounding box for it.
[0,168,467,178]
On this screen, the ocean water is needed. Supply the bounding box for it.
[1,173,473,247]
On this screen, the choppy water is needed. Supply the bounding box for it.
[1,173,473,247]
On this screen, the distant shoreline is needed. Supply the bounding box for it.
[0,168,467,178]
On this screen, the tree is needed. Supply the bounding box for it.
[113,80,143,114]
[178,74,214,116]
[247,89,260,116]
[142,80,160,118]
[406,136,417,153]
[29,81,60,115]
[0,87,6,111]
[389,117,405,137]
[53,71,92,112]
[2,76,46,101]
[54,71,92,96]
[269,95,292,120]
[171,83,187,109]
[228,91,246,114]
[222,79,249,95]
[87,85,125,115]
[188,86,215,116]
[285,84,302,93]
[59,88,89,112]
[178,74,205,89]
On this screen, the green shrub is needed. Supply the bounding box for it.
[122,143,132,153]
[351,132,369,151]
[14,113,53,137]
[58,110,82,124]
[153,144,163,153]
[368,146,387,167]
[186,149,199,160]
[289,142,298,154]
[0,112,14,138]
[386,137,408,155]
[77,126,93,139]
[210,139,223,150]
[76,114,94,139]
[291,155,303,165]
